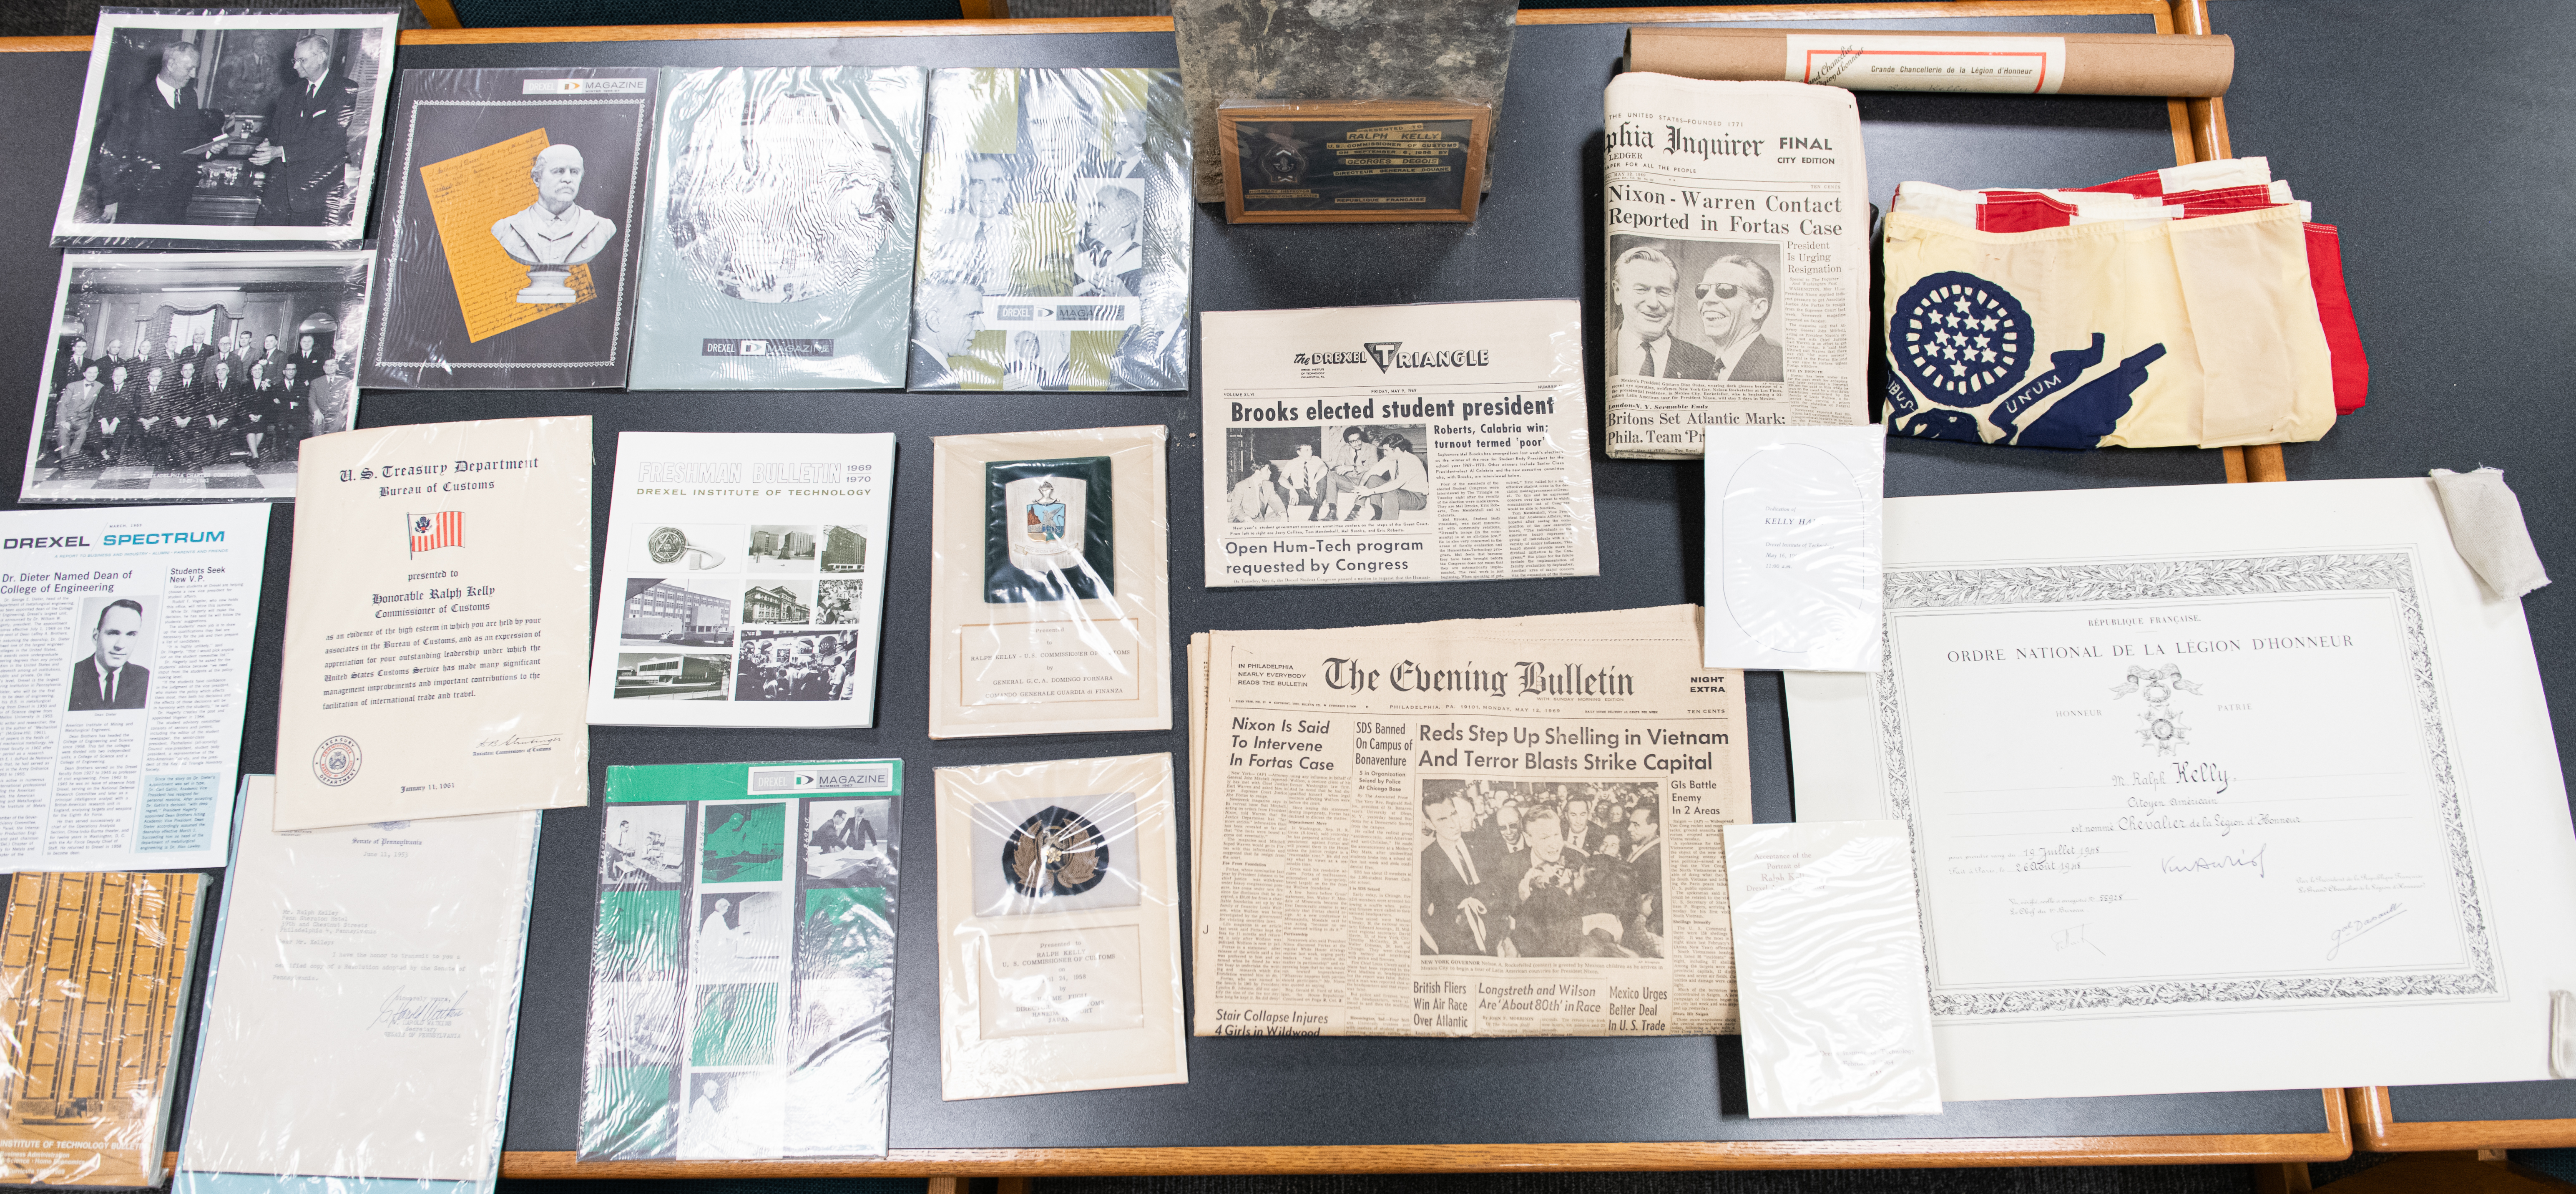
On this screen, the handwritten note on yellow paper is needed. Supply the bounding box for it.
[420,128,596,343]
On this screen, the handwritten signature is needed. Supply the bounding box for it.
[475,731,566,749]
[2327,903,2406,961]
[2050,924,2105,955]
[367,987,468,1032]
[2159,843,2267,880]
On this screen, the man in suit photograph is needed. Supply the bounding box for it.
[1696,254,1785,383]
[96,40,224,225]
[1419,788,1499,955]
[1071,184,1145,298]
[1611,246,1717,379]
[249,34,357,226]
[67,599,150,711]
[908,275,984,387]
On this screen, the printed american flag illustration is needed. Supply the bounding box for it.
[410,511,464,554]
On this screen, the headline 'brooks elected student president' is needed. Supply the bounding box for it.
[67,598,150,710]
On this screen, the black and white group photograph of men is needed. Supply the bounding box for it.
[1606,236,1785,385]
[54,10,399,244]
[909,68,1188,391]
[66,596,153,712]
[1418,779,1666,959]
[734,629,859,702]
[814,579,866,626]
[20,250,371,502]
[1223,423,1433,523]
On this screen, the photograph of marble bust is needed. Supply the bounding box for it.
[493,144,619,304]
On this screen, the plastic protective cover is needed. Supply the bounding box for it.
[627,67,926,390]
[177,775,540,1194]
[52,8,403,251]
[927,426,1170,738]
[935,753,1186,1099]
[579,760,902,1160]
[1724,820,1940,1118]
[909,68,1191,391]
[1701,424,1883,671]
[0,871,202,1190]
[364,68,658,390]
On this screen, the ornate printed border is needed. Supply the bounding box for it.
[1874,552,2498,1017]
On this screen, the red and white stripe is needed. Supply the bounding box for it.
[411,511,465,554]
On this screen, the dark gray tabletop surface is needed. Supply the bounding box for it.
[0,0,2562,1158]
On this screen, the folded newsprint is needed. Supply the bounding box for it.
[1602,74,1869,458]
[1201,300,1598,586]
[1189,606,1753,1037]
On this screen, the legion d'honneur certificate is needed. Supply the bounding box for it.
[274,416,593,830]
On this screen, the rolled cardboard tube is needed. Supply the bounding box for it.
[1626,27,2233,98]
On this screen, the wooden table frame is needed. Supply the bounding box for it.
[9,0,2331,1176]
[2347,1087,2576,1154]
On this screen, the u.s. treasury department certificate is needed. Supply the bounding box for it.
[274,416,592,830]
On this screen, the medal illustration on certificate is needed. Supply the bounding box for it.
[983,457,1116,603]
[1003,806,1109,899]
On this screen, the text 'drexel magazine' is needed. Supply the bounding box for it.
[587,432,896,729]
[629,67,926,390]
[53,8,402,250]
[366,68,656,390]
[910,68,1190,392]
[23,249,372,503]
[580,760,901,1160]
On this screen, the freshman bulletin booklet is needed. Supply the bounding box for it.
[586,432,896,728]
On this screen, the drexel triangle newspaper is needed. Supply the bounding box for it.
[1602,74,1869,458]
[1200,300,1598,587]
[1190,607,1752,1037]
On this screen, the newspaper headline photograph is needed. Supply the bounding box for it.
[1199,300,1598,587]
[1602,74,1869,458]
[1188,606,1752,1038]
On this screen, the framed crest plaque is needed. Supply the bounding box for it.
[1217,100,1491,224]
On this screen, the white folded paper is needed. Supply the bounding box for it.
[1701,425,1883,671]
[1725,820,1940,1118]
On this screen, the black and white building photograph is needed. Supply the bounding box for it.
[1417,778,1666,960]
[614,651,731,701]
[23,249,371,502]
[741,581,813,625]
[1222,423,1431,523]
[53,9,400,247]
[620,577,735,647]
[746,524,818,572]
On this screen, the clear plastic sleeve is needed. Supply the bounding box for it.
[176,775,539,1194]
[578,759,902,1160]
[927,426,1170,738]
[1700,424,1884,672]
[362,68,659,390]
[51,8,403,252]
[0,870,203,1190]
[627,67,926,390]
[935,753,1186,1099]
[1724,820,1941,1118]
[909,68,1192,391]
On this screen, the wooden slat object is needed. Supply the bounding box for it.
[2348,1087,2576,1153]
[495,1089,2347,1175]
[413,0,465,29]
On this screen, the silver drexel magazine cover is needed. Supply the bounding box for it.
[628,67,927,390]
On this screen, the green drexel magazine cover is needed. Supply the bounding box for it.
[578,759,901,1160]
[627,67,927,390]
